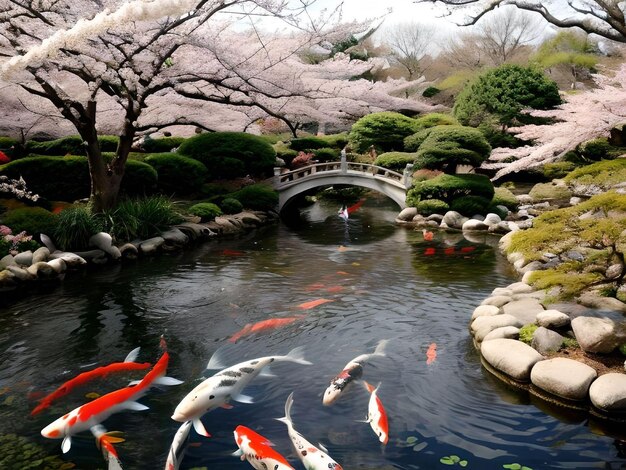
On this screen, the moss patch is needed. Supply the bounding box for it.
[528,182,572,200]
[564,158,626,190]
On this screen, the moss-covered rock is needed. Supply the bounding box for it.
[492,186,519,211]
[528,181,572,201]
[564,159,626,195]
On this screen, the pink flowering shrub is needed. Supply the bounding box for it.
[291,151,315,170]
[0,225,38,257]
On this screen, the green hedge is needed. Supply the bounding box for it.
[404,128,436,152]
[414,113,459,130]
[578,138,610,161]
[141,137,186,153]
[144,153,207,195]
[0,156,156,201]
[25,135,119,156]
[406,173,495,207]
[220,197,244,214]
[2,207,57,236]
[415,199,449,215]
[414,126,492,172]
[349,112,418,153]
[178,132,276,178]
[374,152,416,171]
[229,184,278,211]
[312,147,340,162]
[289,137,329,151]
[189,202,222,222]
[450,195,492,216]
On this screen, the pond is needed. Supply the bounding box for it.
[1,194,625,469]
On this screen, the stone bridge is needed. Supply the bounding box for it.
[272,161,412,211]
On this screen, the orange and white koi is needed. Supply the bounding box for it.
[362,381,389,445]
[91,424,124,470]
[165,420,192,470]
[31,347,151,416]
[228,316,305,343]
[233,425,294,470]
[41,352,181,453]
[297,298,333,310]
[426,343,437,365]
[323,339,387,406]
[277,392,342,470]
[171,347,312,437]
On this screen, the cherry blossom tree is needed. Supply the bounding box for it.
[482,64,626,180]
[1,0,436,211]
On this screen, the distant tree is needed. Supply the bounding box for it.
[385,22,437,80]
[442,33,486,70]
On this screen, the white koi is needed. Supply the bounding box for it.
[362,381,389,445]
[165,420,192,470]
[323,339,387,406]
[171,346,312,437]
[277,392,343,470]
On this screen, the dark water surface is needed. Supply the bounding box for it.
[1,196,625,470]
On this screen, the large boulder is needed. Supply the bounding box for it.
[32,247,50,263]
[462,219,489,231]
[397,207,418,221]
[502,298,545,325]
[536,310,570,329]
[441,211,468,230]
[14,250,33,266]
[471,314,523,342]
[481,339,544,382]
[589,373,626,411]
[482,326,520,343]
[471,305,500,321]
[571,316,626,353]
[530,358,597,401]
[531,327,564,355]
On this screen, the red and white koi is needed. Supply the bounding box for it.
[31,347,151,416]
[277,392,343,470]
[41,352,181,453]
[233,425,294,470]
[171,346,312,437]
[323,339,387,406]
[362,381,389,445]
[165,420,192,470]
[426,343,437,365]
[91,424,124,470]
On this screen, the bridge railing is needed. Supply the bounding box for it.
[274,162,411,188]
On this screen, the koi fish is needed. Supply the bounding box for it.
[338,206,349,220]
[422,229,434,241]
[165,420,192,470]
[362,381,389,445]
[91,424,124,470]
[325,286,344,293]
[323,339,387,406]
[31,347,151,416]
[171,347,312,437]
[347,199,365,214]
[297,298,333,310]
[233,425,294,470]
[228,316,305,343]
[305,283,325,291]
[424,247,436,256]
[223,249,245,256]
[460,246,476,253]
[444,247,455,255]
[277,392,343,470]
[336,271,349,275]
[41,352,181,453]
[426,343,437,365]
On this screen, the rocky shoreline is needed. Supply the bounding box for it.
[0,210,278,292]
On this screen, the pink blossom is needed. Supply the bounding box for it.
[0,225,11,237]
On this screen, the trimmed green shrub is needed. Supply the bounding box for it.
[25,135,119,156]
[144,153,207,195]
[273,142,298,163]
[178,132,276,177]
[414,113,459,130]
[220,197,244,214]
[52,206,103,251]
[404,128,437,152]
[414,126,492,173]
[200,182,234,199]
[450,195,492,216]
[317,133,349,149]
[0,137,19,149]
[349,112,418,153]
[578,137,610,161]
[0,137,20,159]
[2,207,57,236]
[121,160,158,197]
[415,199,449,216]
[492,186,519,211]
[289,137,329,151]
[98,136,120,152]
[412,169,443,182]
[454,64,561,128]
[374,152,417,171]
[312,147,340,162]
[229,184,278,211]
[189,202,222,222]
[422,86,441,98]
[406,173,495,206]
[141,137,186,153]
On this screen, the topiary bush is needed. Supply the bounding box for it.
[412,169,443,182]
[189,202,223,222]
[312,147,339,162]
[141,136,186,153]
[120,160,158,197]
[220,197,244,214]
[317,133,349,149]
[2,207,57,236]
[578,137,610,161]
[415,199,449,216]
[229,184,278,211]
[25,135,119,155]
[374,152,417,171]
[52,205,103,251]
[450,195,492,216]
[414,126,492,173]
[178,132,276,178]
[289,136,329,151]
[406,173,495,207]
[144,153,207,195]
[404,128,437,152]
[414,113,459,130]
[349,112,418,153]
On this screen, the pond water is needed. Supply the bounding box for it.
[1,195,625,470]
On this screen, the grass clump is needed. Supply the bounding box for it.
[519,324,538,345]
[53,205,103,251]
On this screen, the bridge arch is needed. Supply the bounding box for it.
[273,162,412,212]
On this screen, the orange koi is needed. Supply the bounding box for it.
[426,343,437,365]
[304,282,325,291]
[336,271,349,275]
[223,249,245,256]
[228,316,305,343]
[460,246,476,253]
[41,352,181,453]
[444,247,455,255]
[233,425,294,470]
[362,381,389,445]
[422,229,434,241]
[326,286,344,293]
[424,248,436,256]
[31,347,152,416]
[297,298,334,310]
[347,198,365,214]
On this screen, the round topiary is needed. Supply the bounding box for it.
[220,197,244,214]
[312,147,339,162]
[450,195,492,216]
[189,202,223,222]
[289,137,329,151]
[349,112,418,153]
[414,113,459,130]
[121,160,158,197]
[178,132,276,178]
[374,152,417,171]
[142,137,186,153]
[144,153,208,195]
[229,184,278,211]
[407,173,495,207]
[2,206,57,236]
[404,127,437,152]
[415,199,449,216]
